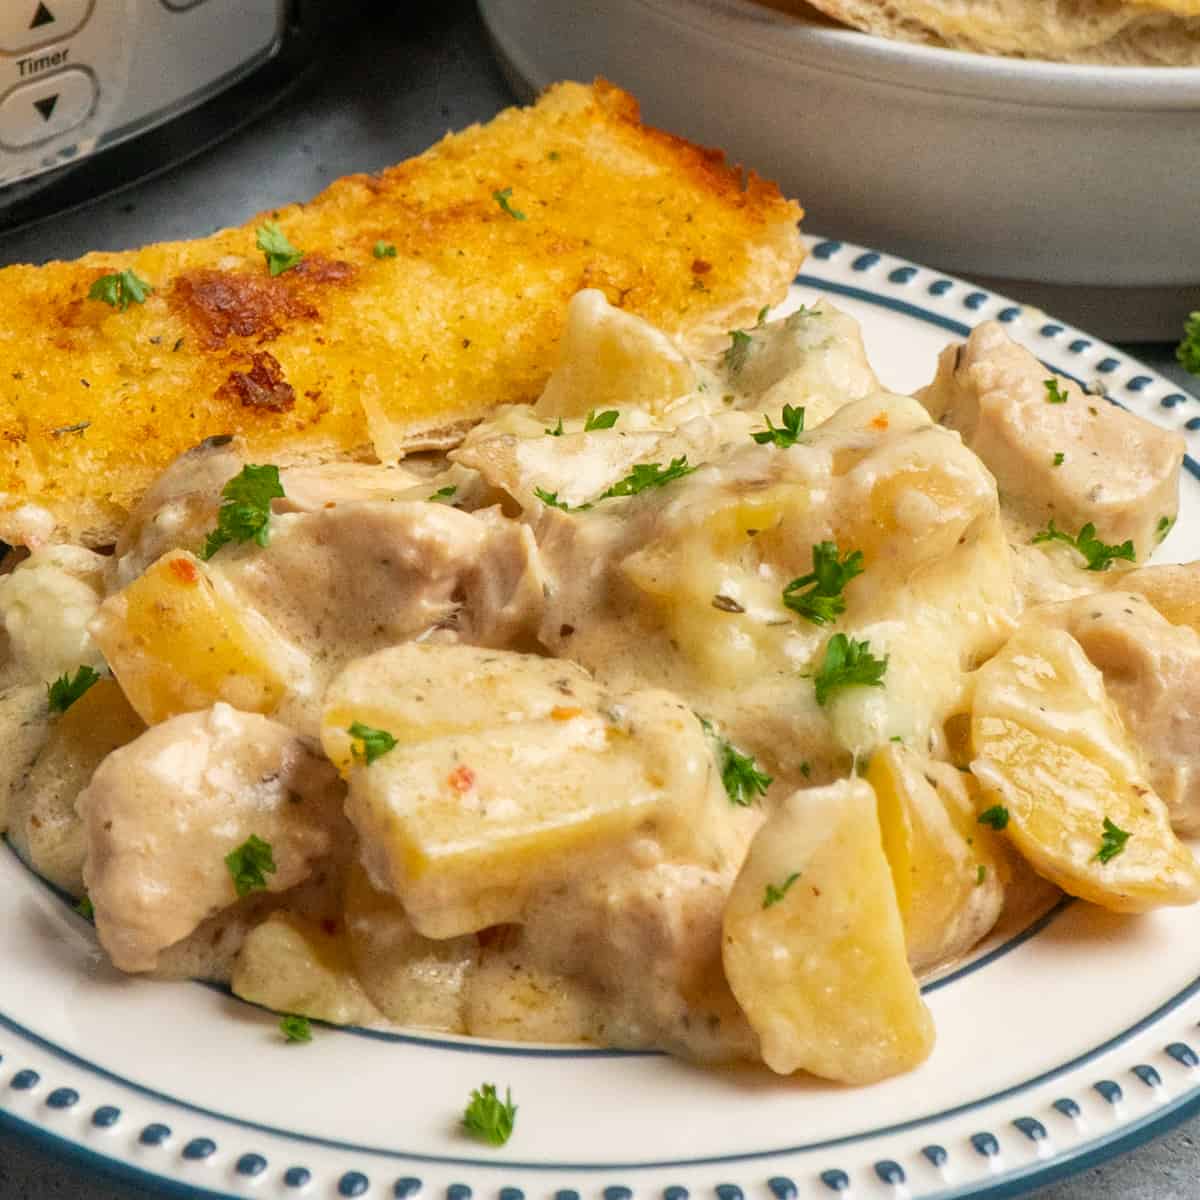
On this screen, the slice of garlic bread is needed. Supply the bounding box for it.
[0,79,804,549]
[790,0,1200,64]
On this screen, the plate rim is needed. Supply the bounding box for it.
[3,233,1199,1200]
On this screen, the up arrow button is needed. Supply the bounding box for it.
[30,3,56,29]
[1,0,91,52]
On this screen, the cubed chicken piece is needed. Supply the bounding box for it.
[1029,590,1200,835]
[536,289,697,418]
[0,544,107,684]
[0,683,49,834]
[7,678,144,895]
[720,302,879,427]
[919,322,1182,562]
[323,645,742,939]
[79,704,345,972]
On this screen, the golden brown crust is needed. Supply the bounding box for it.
[0,79,804,548]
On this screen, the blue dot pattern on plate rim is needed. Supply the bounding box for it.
[1167,1042,1199,1067]
[997,305,1021,322]
[339,1171,370,1197]
[45,1087,77,1109]
[236,1152,267,1177]
[1094,1080,1123,1104]
[395,1180,422,1199]
[553,1191,579,1200]
[91,1106,120,1128]
[447,1183,472,1200]
[499,1188,524,1200]
[888,266,917,284]
[852,252,880,271]
[605,1188,633,1200]
[139,1123,170,1147]
[1013,1117,1047,1142]
[1133,1065,1163,1088]
[10,1069,39,1090]
[1163,393,1187,408]
[715,1186,742,1200]
[767,1179,796,1200]
[819,1170,849,1192]
[963,291,988,310]
[810,240,841,259]
[1069,338,1092,352]
[286,1166,313,1188]
[928,279,953,296]
[1054,1097,1083,1119]
[922,1145,948,1167]
[182,1137,215,1161]
[971,1132,1000,1157]
[874,1160,905,1184]
[664,1186,690,1200]
[1040,323,1063,337]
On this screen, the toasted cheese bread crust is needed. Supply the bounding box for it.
[0,80,804,548]
[776,0,1200,63]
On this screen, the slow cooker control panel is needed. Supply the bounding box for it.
[0,0,285,189]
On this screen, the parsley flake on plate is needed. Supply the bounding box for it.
[462,1083,517,1146]
[544,417,564,437]
[88,269,153,312]
[599,456,695,499]
[722,328,754,375]
[225,835,276,898]
[1178,311,1200,375]
[429,485,457,503]
[533,487,590,512]
[348,721,398,766]
[584,409,620,431]
[47,665,101,714]
[812,633,888,707]
[762,871,800,909]
[373,241,398,259]
[256,221,304,276]
[1053,452,1065,467]
[1157,515,1176,543]
[1095,816,1132,864]
[200,465,285,561]
[978,805,1009,830]
[280,1014,313,1043]
[493,188,526,221]
[752,403,805,448]
[783,541,864,626]
[976,864,987,886]
[1032,520,1135,572]
[75,895,94,921]
[1044,378,1069,404]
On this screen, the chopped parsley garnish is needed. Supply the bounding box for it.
[256,221,304,276]
[752,403,805,448]
[348,721,397,766]
[782,542,864,626]
[1157,515,1176,542]
[756,305,770,326]
[812,634,888,707]
[698,715,772,805]
[1095,817,1132,864]
[978,805,1009,830]
[544,417,564,437]
[1177,311,1200,375]
[600,456,695,499]
[533,487,589,512]
[373,241,398,259]
[280,1015,312,1043]
[462,1083,517,1146]
[976,864,987,886]
[1032,520,1135,572]
[493,188,526,221]
[762,871,800,909]
[75,895,94,920]
[200,464,285,560]
[1044,378,1069,404]
[47,665,100,714]
[88,269,153,312]
[723,328,754,375]
[225,835,276,898]
[1053,452,1065,467]
[584,409,620,431]
[430,485,457,502]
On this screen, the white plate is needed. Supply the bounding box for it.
[4,237,1200,1200]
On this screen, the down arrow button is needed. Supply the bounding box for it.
[33,94,58,121]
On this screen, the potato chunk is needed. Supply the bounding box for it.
[970,626,1200,912]
[324,645,734,939]
[91,550,287,726]
[868,745,1005,974]
[722,779,934,1083]
[7,678,144,895]
[0,683,49,835]
[232,912,382,1028]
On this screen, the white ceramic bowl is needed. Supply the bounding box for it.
[478,0,1200,340]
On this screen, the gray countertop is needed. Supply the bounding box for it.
[0,2,1196,1197]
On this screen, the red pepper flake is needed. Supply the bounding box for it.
[550,706,583,721]
[448,765,475,793]
[169,556,200,584]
